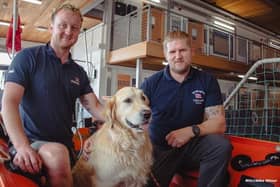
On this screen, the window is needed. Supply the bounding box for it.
[0,52,12,65]
[213,30,229,56]
[236,37,247,64]
[0,52,11,89]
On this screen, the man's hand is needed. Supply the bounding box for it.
[82,137,94,161]
[13,145,42,174]
[165,127,194,148]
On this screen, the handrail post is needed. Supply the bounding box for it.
[146,5,151,42]
[135,58,143,88]
[127,16,131,46]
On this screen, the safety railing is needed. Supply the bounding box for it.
[224,58,280,142]
[110,4,280,64]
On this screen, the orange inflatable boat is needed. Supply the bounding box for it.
[170,135,280,187]
[228,135,280,187]
[0,138,38,187]
[1,131,280,187]
[0,127,92,187]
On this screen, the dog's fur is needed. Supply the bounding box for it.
[72,87,153,187]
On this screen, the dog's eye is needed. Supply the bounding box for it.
[141,95,146,101]
[124,98,132,103]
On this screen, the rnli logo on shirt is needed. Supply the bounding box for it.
[192,90,205,104]
[71,77,80,86]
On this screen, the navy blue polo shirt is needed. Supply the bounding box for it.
[140,66,222,147]
[5,43,93,148]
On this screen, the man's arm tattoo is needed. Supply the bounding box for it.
[204,105,225,120]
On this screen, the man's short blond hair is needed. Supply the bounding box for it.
[51,3,83,23]
[163,31,191,53]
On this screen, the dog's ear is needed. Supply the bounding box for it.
[105,96,116,128]
[142,92,150,106]
[145,94,150,105]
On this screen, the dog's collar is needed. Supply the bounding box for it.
[125,119,144,131]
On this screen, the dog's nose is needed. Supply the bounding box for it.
[142,109,151,120]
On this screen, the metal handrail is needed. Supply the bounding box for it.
[223,57,280,107]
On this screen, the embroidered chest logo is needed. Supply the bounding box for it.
[192,90,205,104]
[8,69,15,73]
[70,77,80,86]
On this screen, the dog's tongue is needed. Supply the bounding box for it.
[142,123,149,131]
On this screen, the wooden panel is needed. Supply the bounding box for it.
[146,41,164,58]
[109,41,249,74]
[109,42,148,64]
[117,74,131,90]
[263,46,275,58]
[141,7,164,43]
[188,22,204,54]
[0,0,101,43]
[193,54,249,73]
[151,8,164,43]
[141,8,148,41]
[212,0,272,18]
[109,41,164,64]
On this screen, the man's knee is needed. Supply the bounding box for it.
[39,143,71,170]
[204,135,232,158]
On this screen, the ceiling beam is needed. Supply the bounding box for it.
[81,0,104,15]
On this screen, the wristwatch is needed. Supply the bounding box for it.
[192,125,200,137]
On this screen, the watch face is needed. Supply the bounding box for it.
[192,125,200,137]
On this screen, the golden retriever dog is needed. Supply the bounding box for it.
[72,87,153,187]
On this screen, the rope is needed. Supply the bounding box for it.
[150,172,161,187]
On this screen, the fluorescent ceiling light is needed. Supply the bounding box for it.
[0,21,24,28]
[0,21,10,26]
[162,61,168,66]
[270,39,280,44]
[238,75,258,80]
[150,0,160,3]
[213,16,234,25]
[269,39,280,49]
[36,26,48,32]
[214,20,235,31]
[21,0,42,5]
[270,42,280,50]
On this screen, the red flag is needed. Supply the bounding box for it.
[6,15,22,54]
